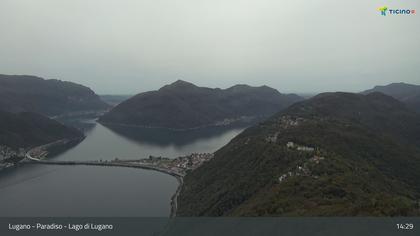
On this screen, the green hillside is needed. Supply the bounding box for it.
[0,74,109,116]
[99,80,303,129]
[177,92,420,216]
[0,111,84,149]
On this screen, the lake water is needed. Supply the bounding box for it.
[0,121,245,216]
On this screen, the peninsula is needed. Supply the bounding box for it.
[99,80,303,129]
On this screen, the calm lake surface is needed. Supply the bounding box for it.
[0,121,245,216]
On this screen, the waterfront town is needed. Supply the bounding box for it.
[0,145,25,170]
[2,135,215,181]
[116,152,214,176]
[4,138,215,218]
[24,139,214,178]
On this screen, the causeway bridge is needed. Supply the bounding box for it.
[25,158,184,178]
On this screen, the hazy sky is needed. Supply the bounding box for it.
[0,0,419,94]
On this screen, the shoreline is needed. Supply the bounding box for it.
[0,137,84,173]
[170,175,183,217]
[24,153,199,217]
[10,129,212,218]
[97,116,262,132]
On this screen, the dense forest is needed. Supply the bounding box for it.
[99,80,303,129]
[178,92,420,216]
[0,110,83,149]
[0,74,109,116]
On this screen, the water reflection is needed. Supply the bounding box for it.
[102,123,247,147]
[0,120,246,216]
[58,118,97,133]
[53,122,246,161]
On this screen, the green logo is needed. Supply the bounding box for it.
[378,6,388,16]
[378,6,416,16]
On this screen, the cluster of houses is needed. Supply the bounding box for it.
[277,116,304,128]
[0,145,16,161]
[278,152,325,183]
[143,153,215,175]
[171,153,214,173]
[286,142,315,152]
[278,164,312,183]
[27,147,48,160]
[0,146,25,170]
[214,116,255,127]
[265,132,279,143]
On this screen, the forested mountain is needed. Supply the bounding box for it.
[362,82,420,112]
[99,80,303,129]
[0,74,109,116]
[178,92,420,216]
[0,111,83,149]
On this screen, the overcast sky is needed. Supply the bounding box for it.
[0,0,419,94]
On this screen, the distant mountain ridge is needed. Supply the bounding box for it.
[362,82,420,112]
[0,74,110,116]
[0,110,83,149]
[99,80,303,129]
[177,92,420,216]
